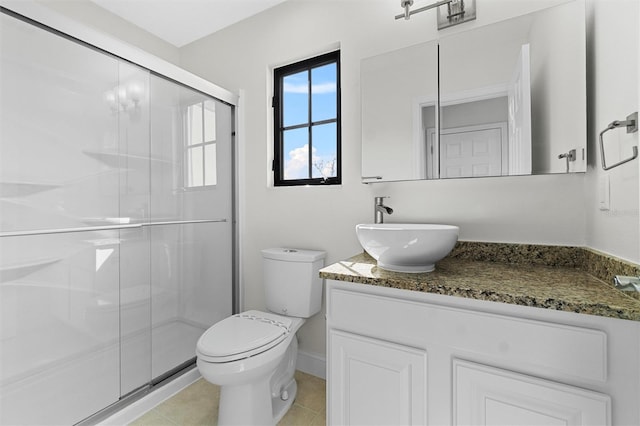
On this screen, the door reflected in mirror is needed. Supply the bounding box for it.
[361,0,586,182]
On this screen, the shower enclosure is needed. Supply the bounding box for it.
[0,7,236,425]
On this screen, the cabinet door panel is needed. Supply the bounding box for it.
[329,330,427,425]
[454,360,610,426]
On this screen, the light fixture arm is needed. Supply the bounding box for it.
[400,0,414,20]
[396,0,477,29]
[395,0,454,20]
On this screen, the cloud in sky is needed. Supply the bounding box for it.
[284,144,335,179]
[284,144,315,179]
[283,82,336,94]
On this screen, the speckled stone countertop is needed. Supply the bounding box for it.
[320,243,640,322]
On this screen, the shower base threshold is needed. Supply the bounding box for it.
[92,365,201,426]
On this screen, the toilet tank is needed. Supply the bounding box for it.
[262,248,326,318]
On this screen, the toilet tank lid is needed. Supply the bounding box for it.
[262,248,326,262]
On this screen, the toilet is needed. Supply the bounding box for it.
[196,248,326,425]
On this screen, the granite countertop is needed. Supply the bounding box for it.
[320,250,640,322]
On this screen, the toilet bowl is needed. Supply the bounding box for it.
[196,310,304,425]
[196,248,326,426]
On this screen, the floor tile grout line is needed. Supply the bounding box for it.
[293,402,320,415]
[152,408,182,425]
[131,407,180,426]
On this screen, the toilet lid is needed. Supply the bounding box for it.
[197,310,293,362]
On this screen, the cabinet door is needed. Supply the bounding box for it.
[329,330,427,425]
[454,360,610,426]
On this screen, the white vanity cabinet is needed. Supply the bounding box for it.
[326,279,640,425]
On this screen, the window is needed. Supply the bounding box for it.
[273,50,341,186]
[186,99,217,187]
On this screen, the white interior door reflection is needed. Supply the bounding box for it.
[440,124,508,178]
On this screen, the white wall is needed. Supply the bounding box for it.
[179,0,599,361]
[31,0,180,65]
[585,0,640,263]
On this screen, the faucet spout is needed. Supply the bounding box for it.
[376,205,394,214]
[374,196,393,223]
[614,275,640,292]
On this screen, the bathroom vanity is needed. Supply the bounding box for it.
[321,247,640,425]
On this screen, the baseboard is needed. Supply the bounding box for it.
[297,349,326,380]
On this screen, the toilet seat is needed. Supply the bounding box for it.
[197,310,293,363]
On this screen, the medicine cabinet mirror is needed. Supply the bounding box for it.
[361,0,586,182]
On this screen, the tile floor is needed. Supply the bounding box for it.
[129,371,326,426]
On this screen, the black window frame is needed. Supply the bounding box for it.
[273,50,341,186]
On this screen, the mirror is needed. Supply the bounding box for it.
[361,41,438,182]
[361,0,586,182]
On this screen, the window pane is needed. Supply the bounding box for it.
[311,123,337,178]
[203,100,216,142]
[204,143,217,186]
[274,51,340,186]
[283,127,309,180]
[188,146,203,187]
[283,71,308,127]
[189,103,203,145]
[311,63,337,122]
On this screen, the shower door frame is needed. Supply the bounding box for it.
[0,1,240,423]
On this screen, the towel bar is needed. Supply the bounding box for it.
[599,112,638,170]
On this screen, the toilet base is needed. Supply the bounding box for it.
[218,379,266,425]
[210,336,299,425]
[217,376,297,425]
[272,378,297,424]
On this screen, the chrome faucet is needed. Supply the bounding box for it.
[614,275,640,292]
[374,196,393,224]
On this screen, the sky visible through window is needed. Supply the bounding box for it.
[282,63,337,180]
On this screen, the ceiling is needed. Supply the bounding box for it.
[90,0,288,47]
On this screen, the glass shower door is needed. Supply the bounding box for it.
[0,231,124,425]
[148,75,233,380]
[0,9,235,425]
[116,61,152,397]
[0,13,124,425]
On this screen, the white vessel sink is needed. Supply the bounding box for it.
[356,223,459,273]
